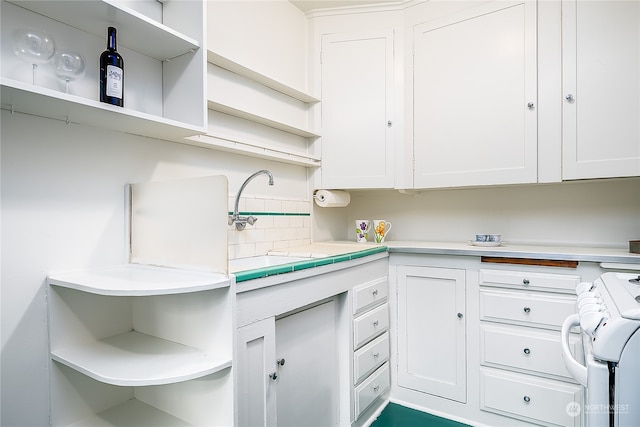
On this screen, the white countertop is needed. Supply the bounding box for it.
[279,241,640,266]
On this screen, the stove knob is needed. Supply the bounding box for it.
[576,281,593,294]
[580,310,604,335]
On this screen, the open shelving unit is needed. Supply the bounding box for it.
[48,264,234,427]
[1,0,206,140]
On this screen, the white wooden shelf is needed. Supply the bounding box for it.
[68,399,192,427]
[1,79,206,141]
[207,51,319,103]
[7,0,199,61]
[185,133,321,167]
[52,330,232,387]
[207,100,320,138]
[47,264,229,296]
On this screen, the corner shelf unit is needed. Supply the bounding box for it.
[1,0,206,140]
[47,264,234,427]
[199,50,322,167]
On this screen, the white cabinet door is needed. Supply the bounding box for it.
[562,0,640,179]
[397,265,466,403]
[412,1,537,188]
[275,300,339,427]
[320,30,395,189]
[236,318,277,427]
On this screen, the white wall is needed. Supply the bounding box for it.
[313,179,640,247]
[0,112,309,426]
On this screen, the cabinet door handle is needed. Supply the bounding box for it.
[523,348,531,355]
[372,289,379,297]
[277,358,285,366]
[527,102,535,110]
[523,306,531,314]
[457,312,463,319]
[387,120,392,127]
[565,94,574,102]
[269,372,278,381]
[523,396,531,403]
[522,278,530,286]
[373,320,379,327]
[373,352,380,359]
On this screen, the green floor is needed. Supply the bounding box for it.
[371,403,471,427]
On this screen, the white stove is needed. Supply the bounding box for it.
[562,273,640,427]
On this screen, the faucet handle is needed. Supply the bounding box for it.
[246,216,257,226]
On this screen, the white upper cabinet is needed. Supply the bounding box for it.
[320,30,395,189]
[412,1,537,189]
[0,0,206,140]
[561,0,640,180]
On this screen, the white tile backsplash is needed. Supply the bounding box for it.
[228,195,311,259]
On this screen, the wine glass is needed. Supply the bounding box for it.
[52,51,86,93]
[12,28,56,85]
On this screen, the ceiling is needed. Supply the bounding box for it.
[290,0,401,13]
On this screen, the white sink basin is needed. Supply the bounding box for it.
[229,255,313,273]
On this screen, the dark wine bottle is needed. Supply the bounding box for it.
[100,27,124,107]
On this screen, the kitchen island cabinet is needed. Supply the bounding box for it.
[561,0,640,180]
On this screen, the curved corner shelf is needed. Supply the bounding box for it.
[207,51,320,103]
[7,0,199,61]
[47,264,229,296]
[51,330,232,387]
[1,79,206,141]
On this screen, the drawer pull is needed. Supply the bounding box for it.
[523,348,531,355]
[523,396,531,403]
[523,278,530,286]
[372,289,379,296]
[373,352,380,359]
[373,385,380,393]
[523,306,531,314]
[373,320,379,327]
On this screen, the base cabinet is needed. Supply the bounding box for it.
[396,265,466,403]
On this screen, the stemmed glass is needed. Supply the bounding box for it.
[52,51,86,93]
[12,28,56,85]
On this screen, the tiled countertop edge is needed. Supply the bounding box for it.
[233,246,387,282]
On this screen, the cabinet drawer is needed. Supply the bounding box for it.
[354,303,389,349]
[355,362,390,418]
[480,368,581,427]
[353,276,388,315]
[480,289,576,330]
[354,332,389,385]
[479,269,580,293]
[480,324,582,381]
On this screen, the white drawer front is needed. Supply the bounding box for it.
[480,368,582,427]
[480,269,580,293]
[354,303,389,349]
[480,324,582,381]
[480,289,576,329]
[353,276,388,315]
[354,332,389,385]
[355,363,390,418]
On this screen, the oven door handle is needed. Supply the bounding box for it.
[561,313,587,387]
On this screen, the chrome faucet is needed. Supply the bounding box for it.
[229,170,274,230]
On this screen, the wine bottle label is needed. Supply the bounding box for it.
[106,65,123,99]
